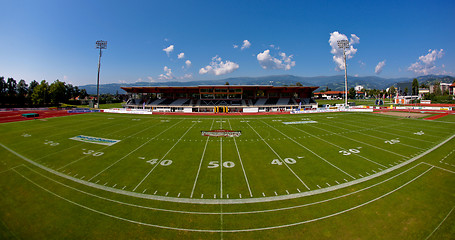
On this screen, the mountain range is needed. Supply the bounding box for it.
[79,75,455,94]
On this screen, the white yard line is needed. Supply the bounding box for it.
[424,206,455,240]
[1,130,453,205]
[309,124,408,158]
[340,117,435,143]
[58,120,168,171]
[220,119,223,199]
[262,120,356,179]
[290,125,387,168]
[133,120,199,191]
[190,119,215,198]
[334,121,424,150]
[87,120,184,181]
[245,120,311,190]
[37,118,153,162]
[228,119,253,197]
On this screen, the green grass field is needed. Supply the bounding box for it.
[1,112,454,239]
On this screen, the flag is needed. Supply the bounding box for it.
[299,101,301,110]
[143,101,145,110]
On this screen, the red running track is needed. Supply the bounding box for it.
[0,110,85,123]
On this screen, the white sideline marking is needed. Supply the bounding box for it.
[424,206,455,240]
[263,120,356,180]
[246,121,311,190]
[190,119,215,198]
[16,161,428,215]
[0,164,24,174]
[1,132,453,205]
[228,119,253,197]
[422,162,455,174]
[133,120,198,191]
[10,165,435,232]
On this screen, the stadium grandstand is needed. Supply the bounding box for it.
[121,85,318,113]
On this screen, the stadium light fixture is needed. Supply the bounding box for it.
[95,40,107,109]
[337,39,349,107]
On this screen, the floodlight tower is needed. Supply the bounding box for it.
[95,40,107,109]
[337,39,349,107]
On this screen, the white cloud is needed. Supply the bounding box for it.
[375,60,386,74]
[185,60,192,67]
[241,40,251,50]
[256,49,295,70]
[163,45,174,56]
[329,31,360,71]
[408,49,444,75]
[178,52,185,59]
[199,56,239,76]
[147,76,156,82]
[358,60,366,67]
[233,44,238,49]
[159,66,174,80]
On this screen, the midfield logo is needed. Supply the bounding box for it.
[201,129,241,137]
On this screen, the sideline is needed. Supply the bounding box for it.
[1,133,454,204]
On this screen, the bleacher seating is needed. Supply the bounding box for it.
[158,98,176,105]
[276,98,290,105]
[264,98,278,105]
[254,98,267,106]
[170,98,190,106]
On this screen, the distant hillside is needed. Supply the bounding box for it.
[79,75,454,94]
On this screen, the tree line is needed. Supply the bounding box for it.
[0,77,88,107]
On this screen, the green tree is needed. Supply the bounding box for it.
[49,80,67,105]
[225,81,230,85]
[433,82,442,96]
[404,87,408,96]
[389,86,396,97]
[6,78,17,103]
[412,78,419,95]
[31,80,50,106]
[295,82,303,86]
[0,77,6,104]
[17,80,28,106]
[348,87,356,99]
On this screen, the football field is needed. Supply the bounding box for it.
[0,112,454,239]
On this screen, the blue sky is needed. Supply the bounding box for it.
[0,0,454,86]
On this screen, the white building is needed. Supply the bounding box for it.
[354,85,364,92]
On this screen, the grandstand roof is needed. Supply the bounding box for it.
[121,85,319,94]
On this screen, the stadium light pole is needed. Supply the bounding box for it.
[337,40,349,107]
[95,40,107,109]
